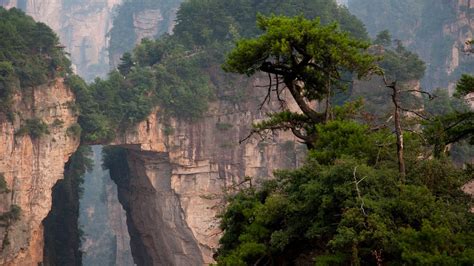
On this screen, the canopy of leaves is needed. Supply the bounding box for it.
[216,120,474,265]
[423,86,474,157]
[378,40,426,82]
[0,7,71,118]
[15,118,50,139]
[454,74,474,98]
[223,15,376,147]
[84,0,369,143]
[223,15,375,80]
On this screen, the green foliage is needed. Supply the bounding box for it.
[373,30,391,47]
[15,118,50,138]
[378,37,426,82]
[65,75,115,143]
[52,119,64,128]
[100,0,369,138]
[150,42,213,118]
[224,15,374,82]
[65,146,93,199]
[0,7,71,118]
[0,173,9,193]
[224,15,376,147]
[0,205,22,223]
[117,52,134,76]
[0,61,15,120]
[423,87,474,157]
[216,120,474,265]
[216,122,233,131]
[310,120,390,165]
[67,123,82,138]
[454,74,474,98]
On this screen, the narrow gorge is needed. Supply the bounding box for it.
[0,1,303,264]
[0,0,472,265]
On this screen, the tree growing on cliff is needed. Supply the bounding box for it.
[423,75,474,157]
[223,15,377,147]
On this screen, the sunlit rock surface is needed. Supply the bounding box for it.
[0,79,80,265]
[111,82,306,264]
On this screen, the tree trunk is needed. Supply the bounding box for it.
[325,78,332,122]
[391,85,406,183]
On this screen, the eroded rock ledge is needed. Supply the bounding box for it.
[111,87,305,264]
[0,78,79,265]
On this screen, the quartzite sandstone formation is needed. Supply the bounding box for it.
[111,82,305,264]
[0,78,79,265]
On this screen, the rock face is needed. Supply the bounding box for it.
[0,78,80,265]
[1,0,122,81]
[439,0,474,90]
[111,81,305,264]
[79,146,134,266]
[108,0,183,68]
[348,0,474,90]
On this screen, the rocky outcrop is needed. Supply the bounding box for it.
[79,146,133,266]
[133,9,166,44]
[108,0,183,68]
[441,0,474,90]
[0,78,79,265]
[103,175,135,266]
[111,79,305,264]
[348,0,474,90]
[1,0,122,81]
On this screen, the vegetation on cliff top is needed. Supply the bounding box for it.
[216,15,474,265]
[73,0,368,143]
[0,7,71,120]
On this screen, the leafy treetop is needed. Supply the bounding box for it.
[0,7,71,120]
[224,15,377,147]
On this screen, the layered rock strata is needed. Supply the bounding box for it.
[0,78,79,265]
[1,0,122,81]
[111,83,305,264]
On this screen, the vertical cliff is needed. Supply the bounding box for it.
[108,0,183,68]
[0,78,80,265]
[1,0,122,81]
[108,82,304,264]
[79,146,133,266]
[348,0,474,90]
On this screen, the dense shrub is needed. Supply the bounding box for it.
[217,121,474,265]
[15,118,50,139]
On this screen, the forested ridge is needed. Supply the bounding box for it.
[68,0,367,143]
[0,1,473,265]
[215,14,474,265]
[0,7,71,121]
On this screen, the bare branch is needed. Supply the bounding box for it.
[274,75,287,109]
[401,89,436,100]
[258,73,273,110]
[353,166,367,217]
